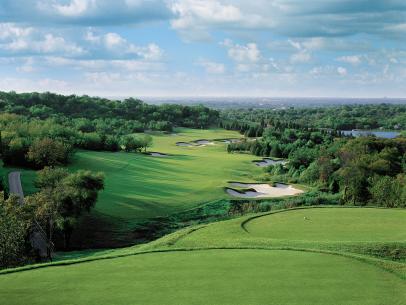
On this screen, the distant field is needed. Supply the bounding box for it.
[1,207,405,305]
[69,128,262,220]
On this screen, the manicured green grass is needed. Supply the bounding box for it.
[162,207,406,254]
[1,250,405,305]
[69,128,262,220]
[244,207,406,242]
[1,207,405,304]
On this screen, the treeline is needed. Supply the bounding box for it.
[221,104,406,130]
[229,130,406,207]
[0,91,219,169]
[0,113,154,168]
[227,127,334,163]
[0,91,219,130]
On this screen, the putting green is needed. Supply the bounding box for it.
[69,128,262,220]
[244,208,406,242]
[0,250,404,305]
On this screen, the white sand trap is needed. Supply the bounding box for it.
[254,158,287,167]
[176,142,193,147]
[227,182,303,198]
[195,140,214,145]
[221,139,241,144]
[150,152,168,157]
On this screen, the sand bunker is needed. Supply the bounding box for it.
[254,158,287,167]
[176,142,194,147]
[195,140,214,145]
[220,139,241,144]
[226,182,303,198]
[150,152,168,157]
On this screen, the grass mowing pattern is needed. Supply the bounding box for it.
[0,249,405,305]
[1,207,405,305]
[69,128,262,221]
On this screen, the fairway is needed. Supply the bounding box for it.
[69,128,262,220]
[244,208,406,242]
[1,250,405,305]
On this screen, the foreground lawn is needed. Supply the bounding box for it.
[69,128,262,220]
[1,207,405,305]
[1,249,404,305]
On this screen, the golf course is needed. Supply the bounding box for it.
[0,207,405,305]
[69,128,263,220]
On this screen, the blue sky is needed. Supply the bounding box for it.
[0,0,406,97]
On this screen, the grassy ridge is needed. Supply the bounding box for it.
[0,207,405,305]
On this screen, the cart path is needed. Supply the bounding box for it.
[8,171,24,203]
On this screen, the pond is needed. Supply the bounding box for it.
[341,130,400,139]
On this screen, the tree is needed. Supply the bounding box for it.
[121,135,143,152]
[368,175,405,208]
[27,138,72,168]
[121,134,153,152]
[140,135,153,152]
[0,194,33,268]
[337,166,368,205]
[31,168,105,249]
[35,167,69,189]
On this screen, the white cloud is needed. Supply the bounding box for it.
[197,59,225,74]
[0,23,33,40]
[169,0,266,41]
[45,56,165,72]
[0,23,85,56]
[52,0,95,17]
[85,30,163,60]
[336,55,362,65]
[337,66,347,76]
[290,50,311,64]
[222,39,260,63]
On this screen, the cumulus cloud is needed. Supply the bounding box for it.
[0,23,85,56]
[52,0,96,17]
[197,59,225,74]
[290,51,311,64]
[337,66,347,76]
[336,55,362,65]
[85,30,164,60]
[221,39,260,63]
[1,0,171,25]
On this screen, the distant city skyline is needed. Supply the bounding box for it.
[1,0,406,97]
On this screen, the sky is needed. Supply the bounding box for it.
[0,0,406,98]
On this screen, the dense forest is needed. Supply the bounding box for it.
[221,104,406,133]
[0,91,219,168]
[225,117,406,209]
